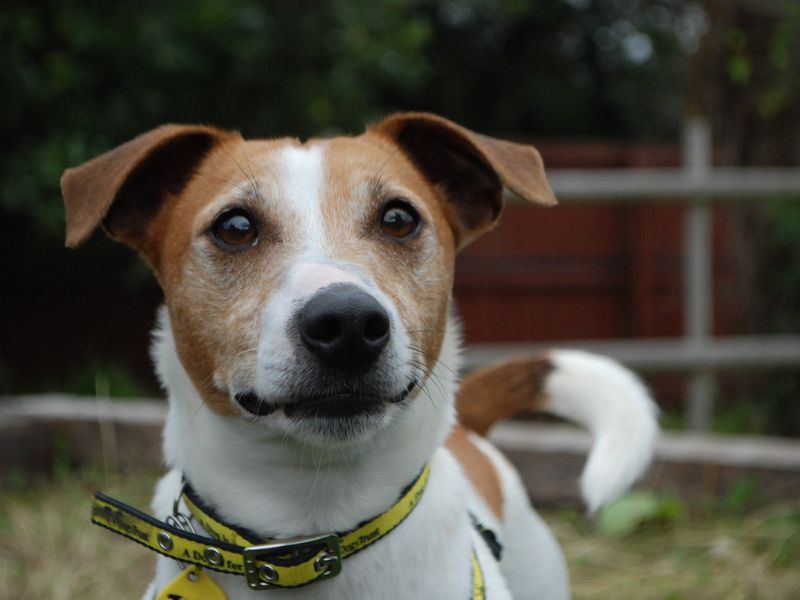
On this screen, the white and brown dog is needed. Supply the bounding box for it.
[62,113,658,599]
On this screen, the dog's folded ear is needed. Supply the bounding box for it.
[370,112,556,247]
[61,124,234,252]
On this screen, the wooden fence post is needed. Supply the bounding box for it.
[682,118,715,431]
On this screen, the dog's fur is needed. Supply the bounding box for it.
[62,113,658,599]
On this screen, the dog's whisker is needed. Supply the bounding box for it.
[411,378,439,412]
[417,368,449,405]
[407,350,451,400]
[408,344,458,377]
[231,346,259,359]
[417,371,448,401]
[219,145,262,200]
[370,147,403,185]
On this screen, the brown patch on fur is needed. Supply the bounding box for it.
[457,355,553,436]
[62,131,296,415]
[154,139,298,414]
[446,424,504,519]
[370,112,556,248]
[61,125,236,250]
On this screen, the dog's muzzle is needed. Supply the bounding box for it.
[233,283,411,426]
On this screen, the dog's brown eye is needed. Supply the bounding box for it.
[381,201,420,239]
[211,210,258,249]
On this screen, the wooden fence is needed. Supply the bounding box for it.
[465,119,800,431]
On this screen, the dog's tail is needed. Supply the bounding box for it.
[457,349,658,513]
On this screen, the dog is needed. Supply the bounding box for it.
[62,113,658,599]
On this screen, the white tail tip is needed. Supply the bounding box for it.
[545,350,660,513]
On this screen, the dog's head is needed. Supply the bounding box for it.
[62,113,554,445]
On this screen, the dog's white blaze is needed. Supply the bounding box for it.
[278,144,326,253]
[250,143,418,405]
[286,262,362,298]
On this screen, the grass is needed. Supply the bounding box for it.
[553,503,800,599]
[1,468,799,599]
[0,468,156,599]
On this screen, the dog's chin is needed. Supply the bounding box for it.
[286,401,394,445]
[232,381,417,443]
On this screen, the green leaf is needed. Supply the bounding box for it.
[727,55,752,85]
[597,491,661,537]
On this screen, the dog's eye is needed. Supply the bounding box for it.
[211,209,258,249]
[380,200,420,239]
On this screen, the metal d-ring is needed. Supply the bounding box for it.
[165,481,197,571]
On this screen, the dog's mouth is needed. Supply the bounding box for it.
[234,379,417,419]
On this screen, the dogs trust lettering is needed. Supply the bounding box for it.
[92,504,149,543]
[341,528,380,555]
[177,549,242,572]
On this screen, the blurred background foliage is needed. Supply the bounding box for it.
[2,0,703,234]
[2,0,799,432]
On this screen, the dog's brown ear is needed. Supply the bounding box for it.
[370,112,556,247]
[61,124,233,251]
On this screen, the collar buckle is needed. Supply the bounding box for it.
[243,534,342,590]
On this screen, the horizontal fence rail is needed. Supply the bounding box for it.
[537,167,800,201]
[463,336,800,373]
[474,119,800,431]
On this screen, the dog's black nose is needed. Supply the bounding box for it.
[298,283,390,373]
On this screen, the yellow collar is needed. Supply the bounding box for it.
[92,465,433,590]
[180,465,428,564]
[91,463,485,598]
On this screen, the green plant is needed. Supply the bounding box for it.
[61,361,150,399]
[596,491,685,537]
[720,477,757,515]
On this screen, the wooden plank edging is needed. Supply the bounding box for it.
[2,396,799,505]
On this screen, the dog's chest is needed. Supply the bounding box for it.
[149,451,511,600]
